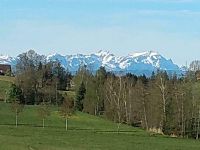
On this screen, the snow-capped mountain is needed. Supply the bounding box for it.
[0,55,17,66]
[46,50,182,75]
[0,51,183,76]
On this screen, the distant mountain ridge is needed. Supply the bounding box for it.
[0,51,184,76]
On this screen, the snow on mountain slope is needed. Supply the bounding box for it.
[119,51,180,71]
[0,51,183,76]
[0,55,17,66]
[95,50,121,71]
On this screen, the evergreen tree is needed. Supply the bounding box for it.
[75,82,86,111]
[9,84,24,104]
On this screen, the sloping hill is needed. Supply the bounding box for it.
[0,102,200,150]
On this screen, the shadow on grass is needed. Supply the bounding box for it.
[0,123,141,131]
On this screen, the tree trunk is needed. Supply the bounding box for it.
[196,119,199,140]
[43,118,45,128]
[94,103,99,116]
[117,122,121,134]
[181,99,184,137]
[66,118,68,131]
[143,99,148,130]
[124,101,129,124]
[96,90,100,116]
[196,109,200,140]
[56,82,58,107]
[128,89,132,125]
[159,77,167,125]
[117,110,121,134]
[162,92,166,123]
[15,112,18,128]
[117,77,122,133]
[129,103,132,125]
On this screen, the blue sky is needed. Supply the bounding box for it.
[1,0,200,65]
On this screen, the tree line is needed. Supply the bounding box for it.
[73,59,200,139]
[8,50,73,130]
[11,50,72,105]
[8,50,200,139]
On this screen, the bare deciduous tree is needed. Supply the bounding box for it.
[60,97,74,131]
[38,102,50,128]
[11,99,24,127]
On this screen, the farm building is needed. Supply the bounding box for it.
[0,64,11,75]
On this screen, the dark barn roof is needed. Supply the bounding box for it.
[0,64,11,75]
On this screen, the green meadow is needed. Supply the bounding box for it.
[0,76,200,150]
[0,102,200,150]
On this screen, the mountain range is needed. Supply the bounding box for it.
[0,50,185,76]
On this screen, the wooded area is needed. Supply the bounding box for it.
[8,50,200,139]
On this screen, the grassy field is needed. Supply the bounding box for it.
[0,75,200,149]
[0,102,200,150]
[0,75,15,83]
